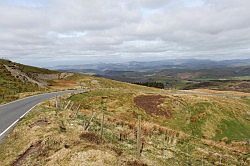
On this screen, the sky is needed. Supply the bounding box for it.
[0,0,250,67]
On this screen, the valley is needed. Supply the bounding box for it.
[55,59,250,93]
[2,1,250,165]
[0,60,249,165]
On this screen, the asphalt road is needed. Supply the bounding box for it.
[0,90,81,141]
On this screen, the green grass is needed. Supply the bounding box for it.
[154,95,250,142]
[214,119,250,141]
[184,102,211,137]
[0,59,58,75]
[18,63,58,74]
[0,59,58,104]
[0,60,250,165]
[70,88,250,143]
[230,76,250,80]
[0,63,39,103]
[1,81,250,165]
[242,98,250,104]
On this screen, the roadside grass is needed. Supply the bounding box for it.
[68,88,250,164]
[1,88,249,165]
[0,70,250,165]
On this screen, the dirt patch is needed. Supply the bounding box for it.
[126,160,148,166]
[51,80,77,87]
[79,132,102,144]
[29,119,50,128]
[12,141,42,166]
[134,95,171,118]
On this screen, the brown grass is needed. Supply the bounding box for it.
[49,80,78,90]
[28,119,50,128]
[79,132,102,144]
[126,160,148,166]
[12,141,42,166]
[134,95,171,118]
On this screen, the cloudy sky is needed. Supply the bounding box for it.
[0,0,250,66]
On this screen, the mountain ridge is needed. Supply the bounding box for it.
[53,58,250,71]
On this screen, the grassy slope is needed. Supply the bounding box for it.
[0,59,59,104]
[0,74,249,166]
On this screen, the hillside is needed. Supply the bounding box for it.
[0,63,249,165]
[54,59,250,93]
[0,59,73,104]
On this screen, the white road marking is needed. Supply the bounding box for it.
[0,104,38,138]
[0,119,19,138]
[0,89,83,140]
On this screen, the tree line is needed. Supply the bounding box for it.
[133,82,164,89]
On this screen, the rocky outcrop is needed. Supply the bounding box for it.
[36,72,74,80]
[4,63,74,88]
[4,65,46,87]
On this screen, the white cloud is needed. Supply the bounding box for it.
[0,0,250,66]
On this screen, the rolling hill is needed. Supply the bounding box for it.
[0,59,73,104]
[0,61,249,165]
[54,59,250,93]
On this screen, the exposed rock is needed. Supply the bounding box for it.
[36,72,73,80]
[4,63,73,88]
[4,64,46,87]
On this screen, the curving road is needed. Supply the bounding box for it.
[0,90,82,141]
[0,88,248,142]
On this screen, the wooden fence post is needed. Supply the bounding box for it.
[75,104,81,116]
[55,96,58,108]
[64,101,71,110]
[100,96,107,142]
[201,154,204,166]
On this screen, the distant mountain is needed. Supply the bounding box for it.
[52,58,250,92]
[53,59,250,73]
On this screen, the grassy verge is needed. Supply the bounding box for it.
[1,83,249,165]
